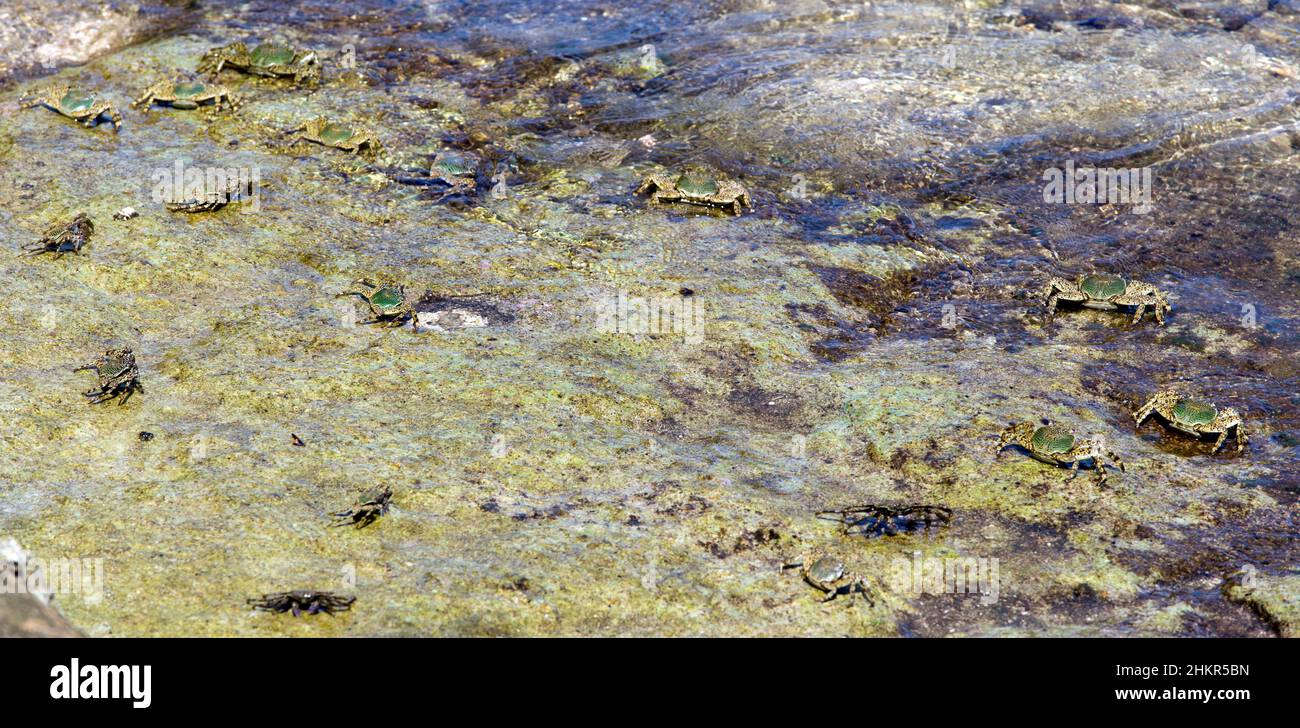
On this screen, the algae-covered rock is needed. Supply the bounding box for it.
[1225,573,1300,638]
[0,0,1294,637]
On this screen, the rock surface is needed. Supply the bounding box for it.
[0,0,1295,636]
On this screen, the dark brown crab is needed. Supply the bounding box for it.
[816,504,953,537]
[74,348,143,405]
[331,486,393,528]
[247,590,355,616]
[24,213,94,258]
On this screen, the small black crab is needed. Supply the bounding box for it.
[74,348,143,405]
[247,590,355,616]
[330,486,393,528]
[817,504,953,537]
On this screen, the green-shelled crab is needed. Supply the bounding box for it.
[1133,389,1248,454]
[995,422,1125,484]
[430,151,480,196]
[331,486,393,528]
[1042,273,1170,325]
[19,85,121,130]
[636,169,751,215]
[74,348,143,405]
[132,79,240,112]
[198,41,320,85]
[392,151,483,199]
[781,555,872,604]
[24,213,94,257]
[338,279,417,329]
[293,117,383,156]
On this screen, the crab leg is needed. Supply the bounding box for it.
[1132,394,1160,425]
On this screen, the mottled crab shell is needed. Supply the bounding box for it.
[318,123,357,144]
[171,82,210,98]
[369,287,406,311]
[434,153,476,176]
[59,90,96,112]
[1031,425,1075,454]
[251,44,297,66]
[95,351,132,377]
[808,557,845,583]
[1172,399,1217,426]
[1080,274,1127,299]
[674,174,719,197]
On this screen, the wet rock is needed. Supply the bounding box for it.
[0,0,196,83]
[1,0,1295,638]
[1224,573,1300,637]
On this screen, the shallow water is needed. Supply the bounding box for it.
[0,0,1296,636]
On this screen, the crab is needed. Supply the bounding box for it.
[292,117,383,156]
[635,169,751,215]
[247,591,354,616]
[1042,273,1171,325]
[132,79,240,112]
[995,422,1125,484]
[816,504,952,537]
[337,279,417,329]
[74,348,143,405]
[331,486,393,528]
[164,174,254,213]
[429,151,480,196]
[198,42,320,85]
[24,213,94,257]
[1133,389,1248,454]
[781,555,872,604]
[19,85,122,130]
